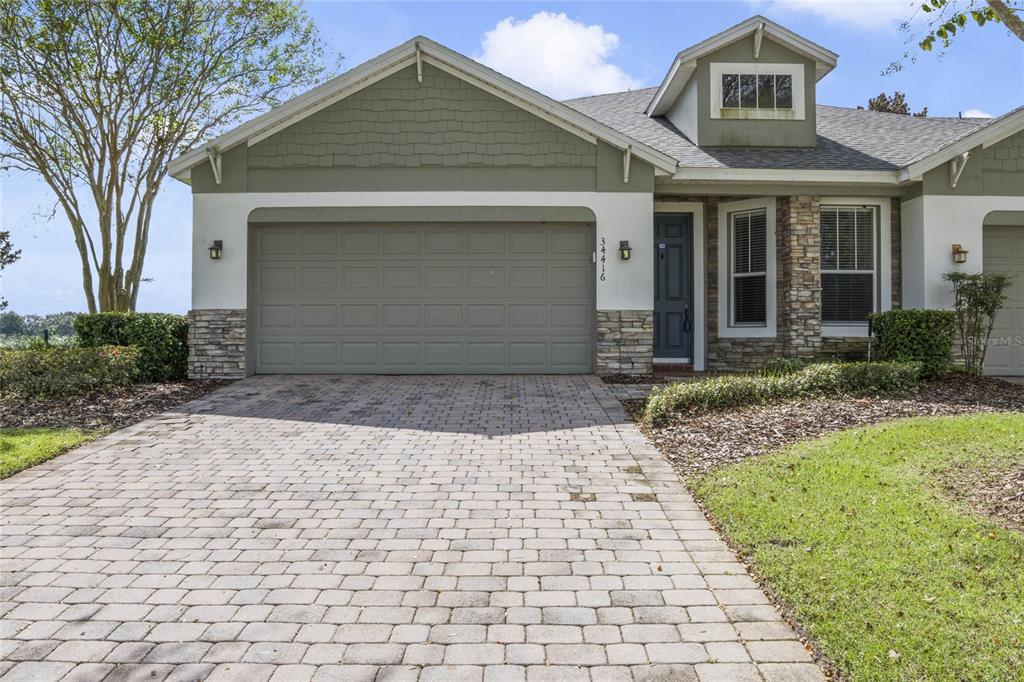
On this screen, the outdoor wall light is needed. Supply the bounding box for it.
[951,243,968,264]
[209,240,223,260]
[619,240,632,261]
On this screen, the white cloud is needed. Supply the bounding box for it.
[962,108,994,118]
[476,12,642,100]
[750,0,916,29]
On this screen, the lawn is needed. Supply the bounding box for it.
[0,428,94,479]
[693,413,1024,682]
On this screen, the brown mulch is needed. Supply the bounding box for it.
[636,374,1024,479]
[0,380,230,432]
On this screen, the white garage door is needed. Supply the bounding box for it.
[252,223,595,374]
[984,225,1024,375]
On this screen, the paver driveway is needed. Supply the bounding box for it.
[1,376,822,682]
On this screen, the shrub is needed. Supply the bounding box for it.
[74,312,187,381]
[943,272,1014,376]
[0,345,139,398]
[868,309,955,378]
[758,357,807,376]
[642,361,922,427]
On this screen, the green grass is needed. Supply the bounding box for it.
[693,413,1024,682]
[0,428,94,479]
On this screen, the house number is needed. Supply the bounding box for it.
[600,237,607,281]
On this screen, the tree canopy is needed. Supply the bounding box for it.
[0,0,330,311]
[860,92,929,117]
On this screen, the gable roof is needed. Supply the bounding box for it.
[566,87,1006,181]
[646,16,838,117]
[168,36,679,182]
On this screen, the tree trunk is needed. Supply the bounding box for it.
[987,0,1024,42]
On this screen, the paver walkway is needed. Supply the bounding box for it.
[1,376,822,682]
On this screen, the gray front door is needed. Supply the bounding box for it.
[654,214,694,360]
[251,222,595,374]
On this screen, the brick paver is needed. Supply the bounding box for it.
[0,375,821,681]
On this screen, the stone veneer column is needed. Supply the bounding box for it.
[596,310,654,375]
[187,309,247,379]
[777,196,822,359]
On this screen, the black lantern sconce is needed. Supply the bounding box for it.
[951,243,968,264]
[209,240,223,260]
[619,240,631,261]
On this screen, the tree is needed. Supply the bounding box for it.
[0,311,27,336]
[0,0,328,312]
[886,1,1023,73]
[860,92,928,117]
[919,0,1024,50]
[0,231,21,311]
[944,271,1014,375]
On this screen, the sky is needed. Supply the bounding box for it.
[2,0,1023,315]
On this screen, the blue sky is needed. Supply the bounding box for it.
[3,0,1022,315]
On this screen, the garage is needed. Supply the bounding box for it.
[983,224,1024,375]
[251,222,595,374]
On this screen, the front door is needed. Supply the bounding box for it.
[654,214,694,361]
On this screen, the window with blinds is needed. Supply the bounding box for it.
[730,209,768,326]
[820,206,876,324]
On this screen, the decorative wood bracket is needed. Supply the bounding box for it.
[753,22,765,59]
[206,148,222,185]
[623,145,632,183]
[949,151,969,189]
[415,42,423,83]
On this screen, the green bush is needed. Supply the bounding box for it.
[643,361,922,427]
[868,309,955,379]
[74,312,187,381]
[758,357,807,376]
[0,345,139,398]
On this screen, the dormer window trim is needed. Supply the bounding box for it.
[709,62,805,121]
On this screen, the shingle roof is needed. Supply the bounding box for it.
[563,87,994,171]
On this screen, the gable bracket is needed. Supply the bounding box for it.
[753,22,765,59]
[949,151,969,189]
[623,145,632,183]
[415,42,423,84]
[206,148,222,185]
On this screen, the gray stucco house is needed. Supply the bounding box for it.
[169,16,1024,377]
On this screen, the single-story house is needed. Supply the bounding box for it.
[169,15,1024,377]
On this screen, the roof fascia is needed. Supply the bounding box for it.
[900,108,1024,182]
[671,167,903,185]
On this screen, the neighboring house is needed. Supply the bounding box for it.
[169,15,1024,378]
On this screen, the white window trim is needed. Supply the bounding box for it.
[709,62,805,121]
[820,197,892,338]
[718,197,777,338]
[654,201,706,371]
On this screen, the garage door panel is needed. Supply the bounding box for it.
[984,225,1024,375]
[253,223,594,373]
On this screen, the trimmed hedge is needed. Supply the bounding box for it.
[643,361,922,427]
[74,312,187,382]
[0,346,139,398]
[868,309,955,379]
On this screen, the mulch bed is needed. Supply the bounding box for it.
[0,380,230,432]
[633,373,1024,533]
[635,374,1024,477]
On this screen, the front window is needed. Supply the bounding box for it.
[820,206,877,324]
[721,73,793,110]
[730,209,768,326]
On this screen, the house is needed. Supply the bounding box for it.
[169,16,1024,377]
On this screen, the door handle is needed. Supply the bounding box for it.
[683,307,691,333]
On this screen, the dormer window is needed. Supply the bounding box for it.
[709,63,805,121]
[721,74,793,109]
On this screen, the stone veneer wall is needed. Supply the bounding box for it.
[188,309,247,380]
[596,310,654,375]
